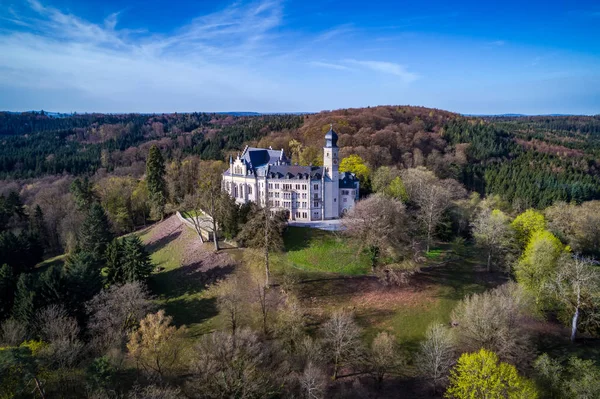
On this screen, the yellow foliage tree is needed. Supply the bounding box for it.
[511,209,547,248]
[515,230,565,305]
[445,349,538,399]
[339,154,370,189]
[127,310,186,379]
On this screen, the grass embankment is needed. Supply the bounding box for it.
[138,221,227,338]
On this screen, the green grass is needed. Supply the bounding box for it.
[283,226,371,275]
[140,226,221,337]
[424,249,444,260]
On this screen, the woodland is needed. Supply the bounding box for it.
[1,107,600,398]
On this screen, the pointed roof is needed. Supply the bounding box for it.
[325,123,338,148]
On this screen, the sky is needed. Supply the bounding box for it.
[0,0,599,114]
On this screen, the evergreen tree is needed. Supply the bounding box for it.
[0,264,15,321]
[12,273,37,327]
[29,205,49,251]
[64,251,103,322]
[104,238,124,286]
[38,265,68,307]
[78,203,114,267]
[105,236,153,285]
[70,177,97,211]
[146,145,166,220]
[121,236,153,283]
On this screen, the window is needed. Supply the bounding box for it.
[343,198,347,203]
[275,183,280,189]
[269,183,273,189]
[303,212,307,218]
[302,184,307,190]
[302,193,307,199]
[313,184,318,190]
[313,194,318,199]
[248,186,252,195]
[313,201,318,207]
[274,192,279,198]
[269,192,273,198]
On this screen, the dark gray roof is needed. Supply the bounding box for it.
[339,171,359,188]
[267,165,324,180]
[325,126,338,148]
[242,147,287,169]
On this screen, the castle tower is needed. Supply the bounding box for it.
[323,124,339,219]
[324,124,339,180]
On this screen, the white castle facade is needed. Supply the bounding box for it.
[222,126,360,221]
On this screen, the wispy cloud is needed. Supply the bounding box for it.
[490,40,505,46]
[344,59,419,82]
[308,61,352,71]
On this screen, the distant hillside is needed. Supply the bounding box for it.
[1,106,600,208]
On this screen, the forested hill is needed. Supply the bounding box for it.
[1,107,600,208]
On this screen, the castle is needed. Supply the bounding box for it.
[222,126,360,221]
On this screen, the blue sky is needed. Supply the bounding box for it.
[0,0,599,114]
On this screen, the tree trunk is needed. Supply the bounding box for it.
[487,251,492,273]
[211,194,219,251]
[264,206,270,287]
[34,377,46,399]
[571,307,579,343]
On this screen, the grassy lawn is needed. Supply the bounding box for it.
[369,251,494,351]
[283,226,371,275]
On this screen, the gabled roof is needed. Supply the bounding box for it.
[339,171,359,188]
[267,165,324,180]
[242,146,288,169]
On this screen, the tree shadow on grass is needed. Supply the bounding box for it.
[414,260,508,301]
[162,296,218,330]
[145,229,182,254]
[150,263,235,298]
[284,226,336,252]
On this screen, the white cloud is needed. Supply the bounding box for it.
[308,61,352,71]
[344,59,419,82]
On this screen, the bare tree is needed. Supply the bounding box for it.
[321,310,363,380]
[127,384,184,399]
[197,161,229,251]
[451,282,535,365]
[342,194,412,270]
[471,208,514,272]
[188,328,285,398]
[36,305,83,368]
[211,275,246,336]
[237,206,287,288]
[401,167,466,252]
[299,362,327,399]
[551,255,600,342]
[243,249,281,335]
[86,282,154,355]
[0,318,26,346]
[367,331,403,388]
[416,323,455,395]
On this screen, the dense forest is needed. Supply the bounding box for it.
[2,108,599,209]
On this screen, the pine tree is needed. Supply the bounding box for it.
[0,264,15,321]
[78,203,114,267]
[121,236,153,283]
[29,205,49,251]
[105,236,153,285]
[146,145,166,220]
[105,238,124,286]
[64,251,103,321]
[12,273,37,327]
[70,177,97,211]
[38,265,68,307]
